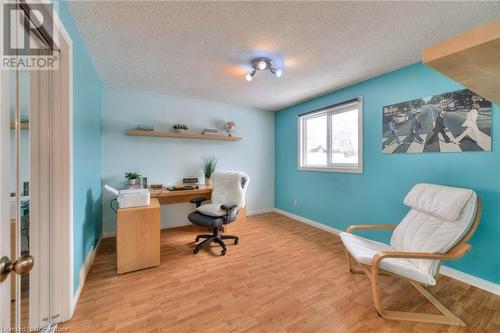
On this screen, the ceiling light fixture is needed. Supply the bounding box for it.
[246,57,282,81]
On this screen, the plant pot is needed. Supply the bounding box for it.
[205,177,212,186]
[174,128,188,133]
[129,179,138,185]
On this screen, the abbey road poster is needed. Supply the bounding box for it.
[382,89,492,154]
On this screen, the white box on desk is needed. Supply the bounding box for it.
[104,185,151,209]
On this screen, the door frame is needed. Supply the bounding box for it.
[0,1,73,329]
[0,40,11,331]
[46,4,73,325]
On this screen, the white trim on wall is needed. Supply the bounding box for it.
[273,208,500,296]
[71,237,101,315]
[439,266,500,296]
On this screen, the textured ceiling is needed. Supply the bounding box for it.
[66,1,500,111]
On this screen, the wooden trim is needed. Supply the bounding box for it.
[423,20,500,63]
[346,224,397,233]
[462,198,482,242]
[126,130,241,142]
[423,20,500,105]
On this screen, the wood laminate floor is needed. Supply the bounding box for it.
[61,213,500,333]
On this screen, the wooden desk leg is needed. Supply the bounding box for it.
[116,201,160,274]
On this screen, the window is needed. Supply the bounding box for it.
[298,98,363,173]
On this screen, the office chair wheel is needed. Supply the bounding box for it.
[221,249,226,256]
[193,248,199,254]
[234,239,239,245]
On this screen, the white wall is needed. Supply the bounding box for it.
[102,88,275,234]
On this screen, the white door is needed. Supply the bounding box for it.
[0,69,37,331]
[0,3,56,330]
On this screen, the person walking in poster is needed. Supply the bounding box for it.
[383,118,401,148]
[452,102,491,150]
[406,113,424,144]
[426,110,451,144]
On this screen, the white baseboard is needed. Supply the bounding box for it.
[439,266,500,295]
[247,208,275,215]
[273,208,500,296]
[273,208,344,235]
[71,236,102,315]
[101,231,116,238]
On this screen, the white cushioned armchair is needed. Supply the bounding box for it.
[340,183,482,326]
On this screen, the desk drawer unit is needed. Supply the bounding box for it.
[116,198,160,274]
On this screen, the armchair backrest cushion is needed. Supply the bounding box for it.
[403,183,473,221]
[211,171,250,210]
[391,183,477,277]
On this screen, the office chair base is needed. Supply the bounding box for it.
[193,228,238,256]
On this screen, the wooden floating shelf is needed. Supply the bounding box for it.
[423,19,500,105]
[126,129,241,141]
[10,122,29,130]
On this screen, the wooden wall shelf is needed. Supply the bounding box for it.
[126,129,241,141]
[423,19,500,105]
[10,122,29,130]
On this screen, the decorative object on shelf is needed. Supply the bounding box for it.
[382,88,492,154]
[135,124,154,131]
[201,155,217,186]
[224,121,236,137]
[202,128,219,135]
[246,57,282,81]
[140,176,148,188]
[172,123,188,133]
[125,172,141,186]
[183,178,199,184]
[10,119,29,130]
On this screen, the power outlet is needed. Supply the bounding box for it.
[292,199,299,206]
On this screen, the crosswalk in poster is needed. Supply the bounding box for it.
[382,89,492,154]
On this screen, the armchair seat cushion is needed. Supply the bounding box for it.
[340,232,437,285]
[196,203,226,217]
[188,211,225,228]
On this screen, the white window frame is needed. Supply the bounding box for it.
[298,97,363,174]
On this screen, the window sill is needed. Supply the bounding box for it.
[298,166,363,174]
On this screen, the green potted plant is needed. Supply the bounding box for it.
[172,123,188,133]
[125,172,141,185]
[201,155,217,186]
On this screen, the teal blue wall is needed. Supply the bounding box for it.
[56,2,103,294]
[275,63,499,284]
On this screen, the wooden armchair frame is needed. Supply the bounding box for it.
[344,198,482,326]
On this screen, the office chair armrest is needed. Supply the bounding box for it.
[220,203,238,211]
[346,224,397,233]
[190,196,207,208]
[220,204,238,218]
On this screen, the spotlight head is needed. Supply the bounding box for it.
[257,60,268,71]
[246,69,256,81]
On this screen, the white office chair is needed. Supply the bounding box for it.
[340,183,481,326]
[188,171,249,256]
